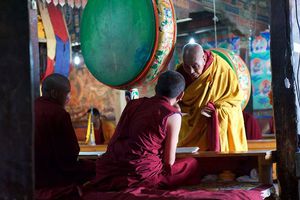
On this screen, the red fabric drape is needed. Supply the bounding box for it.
[47,3,69,43]
[206,102,220,152]
[42,57,55,80]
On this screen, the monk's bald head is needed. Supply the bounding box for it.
[182,43,207,80]
[42,74,71,106]
[182,43,204,64]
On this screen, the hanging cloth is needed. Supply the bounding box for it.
[82,0,87,8]
[58,0,66,6]
[54,36,71,76]
[48,3,69,43]
[48,2,71,77]
[75,0,81,8]
[38,1,56,80]
[62,8,73,71]
[53,0,59,6]
[67,0,74,8]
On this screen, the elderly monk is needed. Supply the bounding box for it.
[86,71,201,192]
[35,74,95,199]
[176,43,248,152]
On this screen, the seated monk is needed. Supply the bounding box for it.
[85,71,201,192]
[176,43,248,152]
[35,74,95,199]
[86,107,105,144]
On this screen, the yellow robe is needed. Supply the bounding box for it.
[178,53,248,152]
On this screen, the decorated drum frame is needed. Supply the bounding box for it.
[115,0,177,90]
[81,0,176,90]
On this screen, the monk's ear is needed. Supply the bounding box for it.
[176,91,184,102]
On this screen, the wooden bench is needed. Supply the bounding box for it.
[247,139,276,150]
[247,139,277,180]
[79,139,277,152]
[80,144,107,152]
[79,144,275,185]
[176,150,274,185]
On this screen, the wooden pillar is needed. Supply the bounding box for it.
[0,0,34,198]
[29,0,40,98]
[270,0,299,199]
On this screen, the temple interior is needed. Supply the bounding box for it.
[1,0,300,199]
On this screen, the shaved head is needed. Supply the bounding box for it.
[42,73,70,94]
[182,43,204,64]
[155,70,185,98]
[182,43,207,80]
[42,73,71,106]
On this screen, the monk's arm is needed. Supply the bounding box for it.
[164,113,181,166]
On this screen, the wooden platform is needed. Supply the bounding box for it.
[79,144,275,185]
[79,139,276,152]
[79,139,277,185]
[177,150,274,185]
[247,139,276,150]
[80,144,107,152]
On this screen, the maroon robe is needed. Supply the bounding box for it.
[269,117,275,134]
[94,120,105,144]
[88,96,201,192]
[35,97,95,199]
[242,112,262,140]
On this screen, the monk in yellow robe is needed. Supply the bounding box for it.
[176,43,248,152]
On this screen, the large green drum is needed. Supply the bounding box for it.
[211,48,251,110]
[81,0,176,89]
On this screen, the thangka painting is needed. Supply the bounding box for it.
[201,36,240,55]
[250,32,272,110]
[65,66,117,126]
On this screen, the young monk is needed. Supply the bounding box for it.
[86,70,201,192]
[35,73,95,199]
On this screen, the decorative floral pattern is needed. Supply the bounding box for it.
[125,0,176,89]
[232,54,251,110]
[44,0,87,8]
[225,50,251,110]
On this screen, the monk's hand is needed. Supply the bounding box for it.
[201,106,213,118]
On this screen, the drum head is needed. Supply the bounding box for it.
[81,0,158,87]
